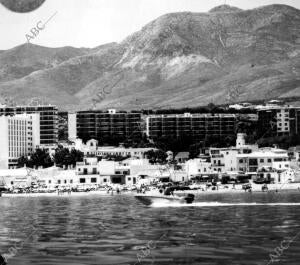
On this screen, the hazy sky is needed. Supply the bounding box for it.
[0,0,299,50]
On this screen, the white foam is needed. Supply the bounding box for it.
[151,202,300,208]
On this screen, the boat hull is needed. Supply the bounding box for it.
[135,194,194,206]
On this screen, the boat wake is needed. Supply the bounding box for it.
[151,202,300,208]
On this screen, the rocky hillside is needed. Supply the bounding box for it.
[0,4,299,110]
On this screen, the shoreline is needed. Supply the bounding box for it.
[0,190,121,198]
[1,183,300,198]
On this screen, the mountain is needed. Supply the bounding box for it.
[0,43,91,82]
[0,4,299,110]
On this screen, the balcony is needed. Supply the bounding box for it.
[212,163,225,167]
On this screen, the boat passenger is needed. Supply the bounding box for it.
[164,187,174,196]
[0,254,7,265]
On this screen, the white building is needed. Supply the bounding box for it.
[68,113,77,141]
[70,138,156,159]
[185,159,214,176]
[208,133,258,173]
[237,148,289,174]
[0,168,32,188]
[96,146,156,159]
[256,167,295,184]
[0,114,40,169]
[74,139,98,156]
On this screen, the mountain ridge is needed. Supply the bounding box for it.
[0,4,299,111]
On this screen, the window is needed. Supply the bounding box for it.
[58,180,61,184]
[49,180,51,184]
[267,159,272,163]
[83,168,88,175]
[128,177,131,181]
[80,178,86,183]
[249,159,258,166]
[103,178,107,182]
[239,159,244,163]
[274,158,283,162]
[91,178,97,183]
[70,180,73,184]
[260,159,264,163]
[64,180,67,184]
[92,168,97,174]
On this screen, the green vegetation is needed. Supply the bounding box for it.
[144,150,167,164]
[17,147,84,169]
[257,134,300,150]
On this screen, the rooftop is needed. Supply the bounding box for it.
[237,149,288,158]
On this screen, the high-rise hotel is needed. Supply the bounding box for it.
[145,113,237,140]
[68,109,142,144]
[0,105,58,145]
[0,114,40,168]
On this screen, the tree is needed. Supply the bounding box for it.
[189,143,201,159]
[207,103,217,113]
[54,147,84,168]
[18,149,53,169]
[17,155,29,168]
[70,149,84,166]
[145,150,167,164]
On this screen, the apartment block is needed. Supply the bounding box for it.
[0,105,58,145]
[145,113,237,140]
[69,109,142,143]
[257,106,300,137]
[0,114,40,169]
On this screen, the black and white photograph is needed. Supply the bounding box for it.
[0,0,300,264]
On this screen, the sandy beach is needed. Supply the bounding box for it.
[1,183,300,198]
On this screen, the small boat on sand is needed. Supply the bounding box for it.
[135,194,195,206]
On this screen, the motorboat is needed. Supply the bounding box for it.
[135,193,195,206]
